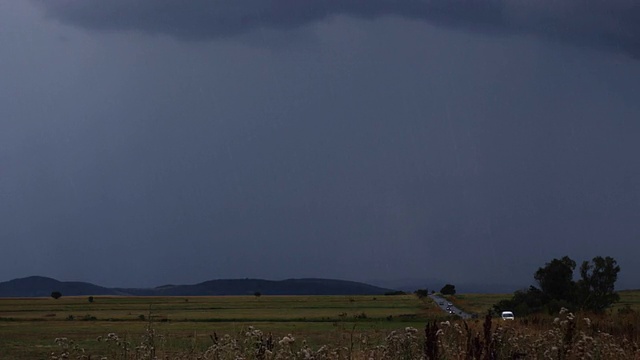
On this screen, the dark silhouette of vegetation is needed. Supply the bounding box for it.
[577,256,621,312]
[424,321,439,360]
[534,256,576,302]
[440,284,456,295]
[254,291,261,298]
[494,256,620,315]
[51,291,62,299]
[414,289,429,298]
[88,296,94,303]
[384,290,407,295]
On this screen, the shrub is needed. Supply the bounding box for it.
[414,289,429,298]
[440,284,456,295]
[385,290,407,296]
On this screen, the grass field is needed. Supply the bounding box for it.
[1,291,639,359]
[440,293,512,315]
[613,289,640,311]
[0,294,445,359]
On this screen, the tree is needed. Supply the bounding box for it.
[577,256,620,313]
[414,289,429,298]
[534,256,576,303]
[51,291,62,299]
[88,296,94,303]
[493,286,545,316]
[440,284,456,295]
[254,291,261,298]
[494,255,621,316]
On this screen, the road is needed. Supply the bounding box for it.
[428,294,473,319]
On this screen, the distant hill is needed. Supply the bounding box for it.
[0,276,121,297]
[0,276,394,297]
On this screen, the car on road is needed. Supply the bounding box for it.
[501,311,515,320]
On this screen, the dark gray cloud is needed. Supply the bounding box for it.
[2,2,640,290]
[35,0,640,57]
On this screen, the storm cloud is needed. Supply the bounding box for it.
[36,0,640,57]
[2,1,640,290]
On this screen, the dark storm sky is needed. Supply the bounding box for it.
[1,1,639,289]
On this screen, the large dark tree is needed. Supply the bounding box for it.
[494,255,620,316]
[534,256,576,302]
[577,256,620,313]
[51,291,62,299]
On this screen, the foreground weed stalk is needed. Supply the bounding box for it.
[424,321,439,360]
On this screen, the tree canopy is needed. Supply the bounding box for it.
[534,256,576,302]
[577,256,620,312]
[494,256,620,315]
[440,284,456,295]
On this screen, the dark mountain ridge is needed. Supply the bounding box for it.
[0,276,393,297]
[0,276,121,297]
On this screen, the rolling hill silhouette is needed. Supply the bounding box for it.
[0,276,393,297]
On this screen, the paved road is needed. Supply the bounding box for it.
[428,294,472,319]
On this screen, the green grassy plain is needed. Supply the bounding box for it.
[613,289,640,311]
[0,294,441,359]
[2,291,639,359]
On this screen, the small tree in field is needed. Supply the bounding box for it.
[440,284,456,295]
[51,291,62,299]
[254,291,261,298]
[88,296,94,303]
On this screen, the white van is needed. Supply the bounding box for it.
[501,311,514,320]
